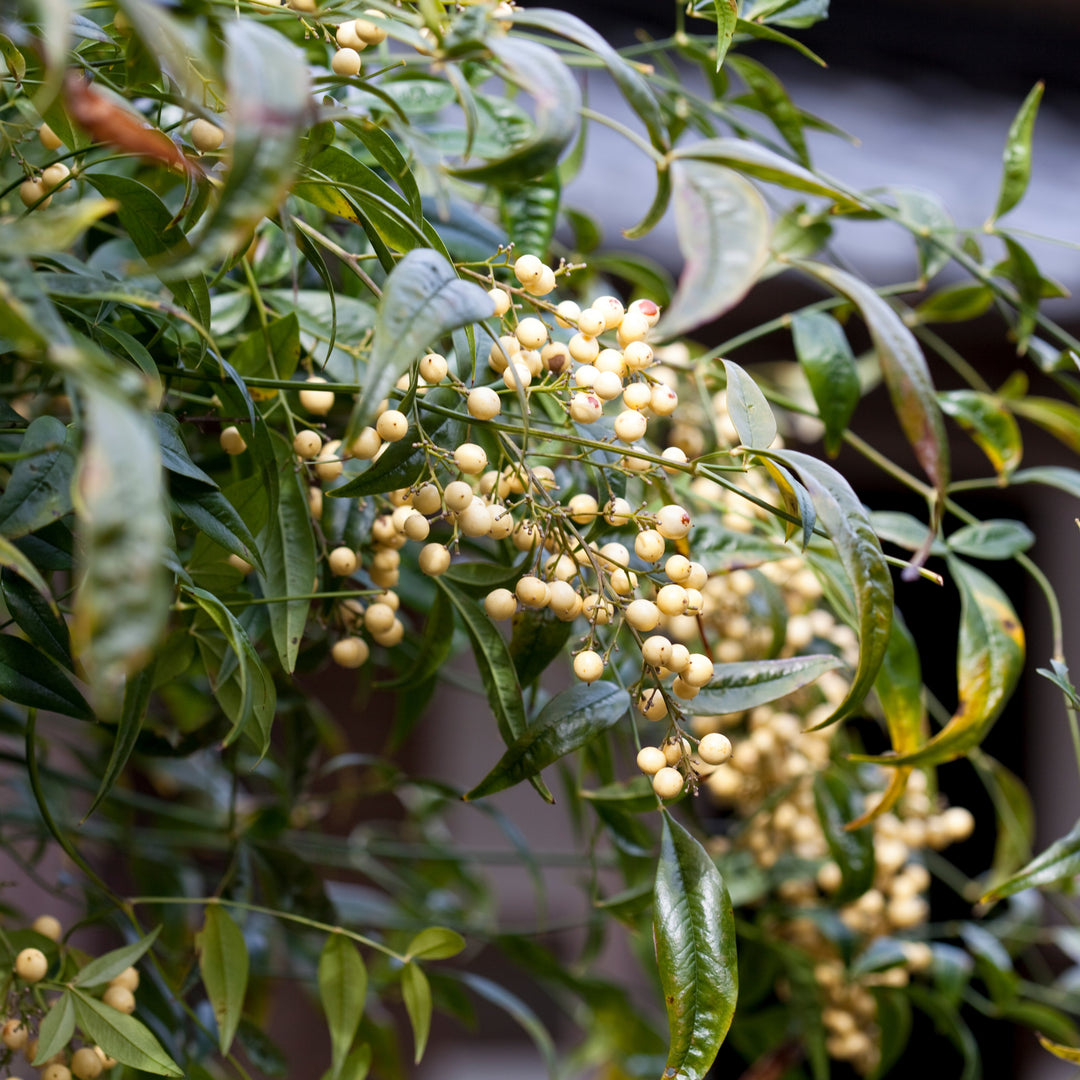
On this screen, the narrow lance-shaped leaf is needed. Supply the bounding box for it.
[464,682,630,801]
[0,564,70,667]
[947,519,1034,560]
[684,654,843,716]
[654,812,738,1079]
[790,311,860,456]
[814,769,875,902]
[721,359,777,450]
[991,81,1044,223]
[405,927,466,961]
[714,0,738,70]
[0,415,75,538]
[938,390,1023,479]
[71,989,182,1076]
[856,558,1024,767]
[401,962,432,1065]
[348,250,494,438]
[319,933,367,1080]
[198,905,249,1055]
[761,450,894,727]
[0,628,91,720]
[981,817,1080,905]
[656,161,770,342]
[793,261,950,518]
[1037,1033,1080,1065]
[72,927,160,988]
[33,991,75,1066]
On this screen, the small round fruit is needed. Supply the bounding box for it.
[18,178,51,210]
[457,497,491,537]
[419,353,448,383]
[484,588,517,620]
[636,746,667,776]
[376,409,408,442]
[350,426,381,459]
[327,546,358,577]
[634,529,665,562]
[616,311,650,346]
[219,425,247,455]
[442,480,473,512]
[655,504,692,540]
[573,649,604,683]
[569,392,603,424]
[576,309,606,337]
[299,376,335,416]
[513,254,544,285]
[656,584,688,617]
[41,162,71,191]
[629,298,661,326]
[515,575,550,609]
[190,118,224,153]
[293,430,321,459]
[102,984,136,1014]
[591,295,625,330]
[665,554,692,583]
[418,544,451,577]
[652,767,684,800]
[698,732,732,766]
[641,635,672,669]
[402,512,430,541]
[943,805,975,842]
[614,409,648,443]
[2,1018,27,1049]
[683,654,714,688]
[363,602,396,635]
[331,47,363,76]
[525,266,557,296]
[14,948,47,983]
[413,483,441,516]
[568,333,599,364]
[672,676,699,701]
[593,371,623,401]
[331,637,370,669]
[488,287,511,317]
[354,10,388,44]
[336,20,366,49]
[623,340,654,370]
[650,384,679,415]
[555,300,581,328]
[314,441,343,482]
[39,122,62,150]
[42,1067,72,1080]
[567,493,598,524]
[109,965,140,993]
[637,688,667,721]
[454,442,487,475]
[624,598,660,632]
[31,914,62,942]
[604,497,633,526]
[514,317,547,350]
[71,1047,104,1080]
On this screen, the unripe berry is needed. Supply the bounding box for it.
[331,637,370,669]
[418,544,451,576]
[573,649,604,683]
[568,333,599,364]
[655,504,692,540]
[634,529,665,562]
[14,948,47,983]
[327,547,358,577]
[39,122,62,150]
[102,985,135,1014]
[567,493,598,524]
[569,392,603,424]
[515,575,550,609]
[293,430,321,459]
[638,688,667,720]
[484,588,517,620]
[71,1047,103,1080]
[191,118,224,152]
[419,352,448,383]
[636,746,667,776]
[299,376,336,416]
[614,409,647,443]
[442,480,473,512]
[31,914,62,942]
[524,266,556,296]
[652,767,684,799]
[2,1018,27,1049]
[513,254,544,285]
[641,635,672,669]
[376,409,408,442]
[577,308,606,337]
[555,300,581,328]
[625,598,660,632]
[698,732,732,765]
[219,425,247,455]
[514,317,547,350]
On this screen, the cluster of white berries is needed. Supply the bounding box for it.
[330,10,387,77]
[3,915,129,1079]
[17,125,72,212]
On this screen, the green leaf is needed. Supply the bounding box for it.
[761,450,893,727]
[914,283,995,324]
[684,654,844,716]
[256,437,317,673]
[858,558,1024,767]
[656,160,770,341]
[977,754,1034,891]
[1010,465,1080,500]
[379,585,455,692]
[814,768,875,903]
[1,565,70,667]
[73,389,169,707]
[790,311,860,456]
[173,480,265,573]
[0,634,91,719]
[793,261,950,504]
[1037,1033,1080,1064]
[401,962,432,1065]
[499,172,561,259]
[0,416,75,539]
[84,662,155,820]
[72,928,160,988]
[508,606,573,689]
[734,17,828,65]
[654,813,738,1078]
[33,991,75,1066]
[714,0,738,69]
[947,519,1034,560]
[581,776,659,814]
[721,359,777,449]
[71,988,182,1076]
[939,390,1023,479]
[871,989,912,1080]
[323,1045,372,1080]
[982,817,1080,904]
[405,927,466,962]
[464,682,629,800]
[1009,395,1080,454]
[991,81,1044,223]
[448,37,580,185]
[727,55,809,165]
[319,933,367,1080]
[349,250,493,436]
[892,187,954,285]
[226,313,302,384]
[869,510,945,554]
[197,904,249,1055]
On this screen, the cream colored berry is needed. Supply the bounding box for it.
[327,547,358,577]
[503,361,532,391]
[623,340,655,370]
[191,118,224,152]
[410,483,439,516]
[453,442,487,475]
[667,643,690,674]
[419,353,448,383]
[656,584,688,616]
[219,425,247,456]
[665,554,692,583]
[484,588,517,620]
[604,497,633,526]
[332,637,370,669]
[569,392,603,424]
[638,688,667,721]
[362,603,394,635]
[655,504,692,540]
[39,122,62,150]
[14,948,46,983]
[486,287,512,320]
[102,985,135,1014]
[663,738,689,767]
[298,376,334,416]
[576,308,606,337]
[487,503,514,539]
[18,178,51,210]
[634,529,665,563]
[614,409,647,443]
[641,635,672,669]
[637,746,667,776]
[573,649,604,683]
[31,914,62,942]
[514,317,547,350]
[314,441,343,482]
[591,295,625,330]
[349,426,381,460]
[593,371,623,401]
[652,767,684,799]
[376,409,408,442]
[440,480,471,512]
[2,1018,27,1049]
[582,593,613,624]
[541,341,570,374]
[628,298,661,326]
[672,676,699,700]
[565,493,596,524]
[463,387,497,422]
[568,334,599,364]
[292,430,321,459]
[353,10,388,43]
[402,512,429,542]
[524,266,556,296]
[515,575,550,609]
[609,569,637,596]
[71,1047,103,1080]
[549,581,583,621]
[616,310,650,346]
[698,732,732,765]
[622,382,652,410]
[331,46,363,75]
[42,1067,72,1080]
[372,616,404,647]
[574,364,599,389]
[418,544,451,577]
[598,541,630,568]
[685,562,708,590]
[683,654,714,687]
[457,497,492,537]
[650,384,679,416]
[662,447,688,472]
[555,300,581,328]
[41,162,71,191]
[335,19,366,48]
[513,254,544,285]
[93,1046,118,1069]
[943,805,975,842]
[624,598,661,632]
